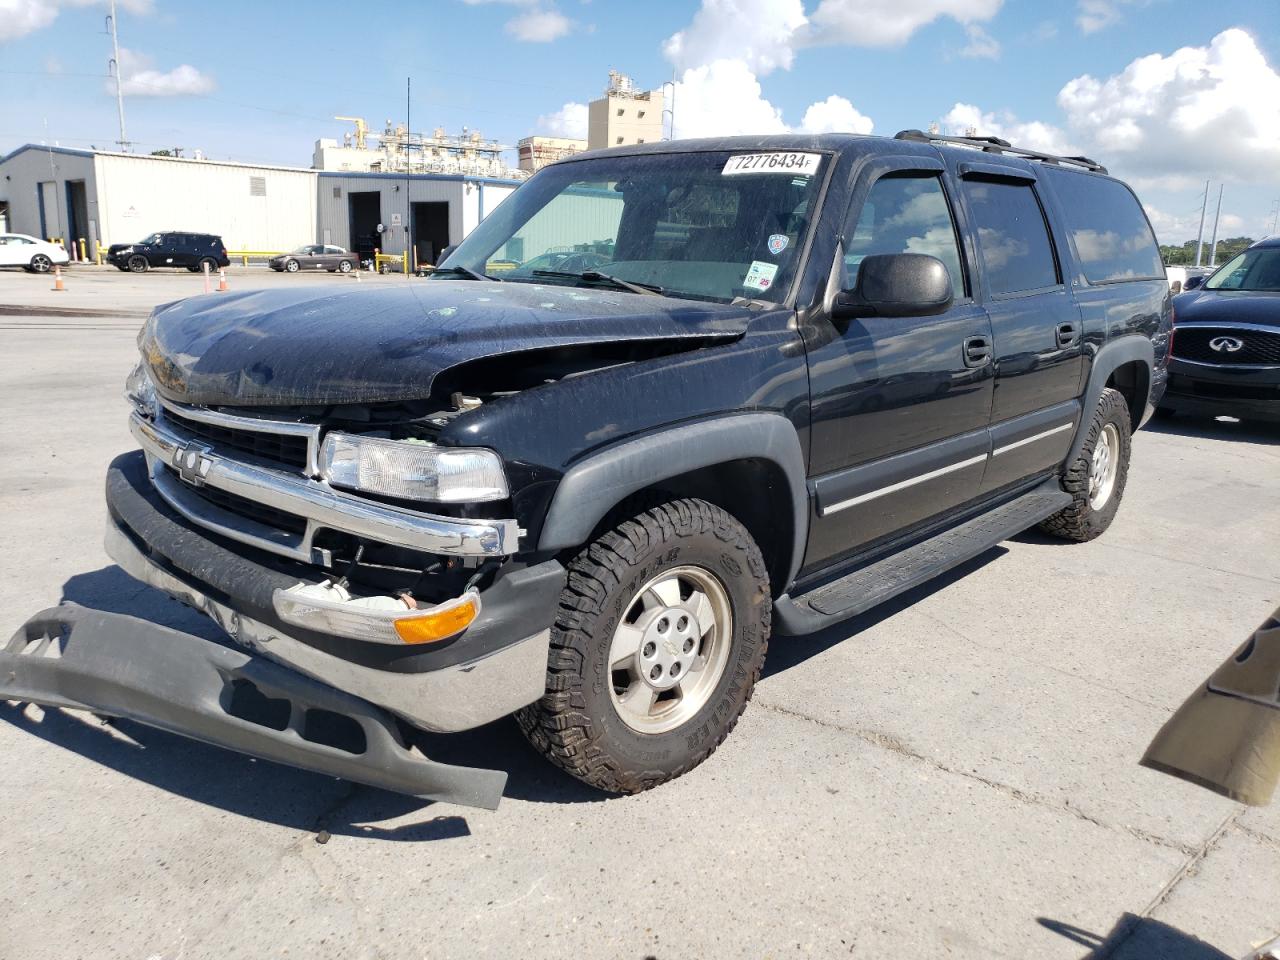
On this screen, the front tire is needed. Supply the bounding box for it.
[1040,387,1132,542]
[284,259,300,273]
[29,254,52,273]
[127,255,148,273]
[516,499,770,794]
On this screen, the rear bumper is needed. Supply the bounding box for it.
[1162,360,1280,421]
[106,450,563,733]
[2,604,508,809]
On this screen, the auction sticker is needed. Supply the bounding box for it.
[722,152,821,176]
[743,260,779,292]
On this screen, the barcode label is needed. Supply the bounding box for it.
[722,152,822,176]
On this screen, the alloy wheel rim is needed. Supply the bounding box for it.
[607,565,733,735]
[1089,423,1120,510]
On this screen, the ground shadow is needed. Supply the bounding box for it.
[763,548,1006,679]
[1038,915,1232,959]
[1143,413,1280,446]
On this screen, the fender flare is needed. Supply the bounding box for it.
[1065,335,1154,466]
[538,413,810,588]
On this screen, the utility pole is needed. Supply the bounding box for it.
[1193,178,1209,267]
[1208,183,1224,267]
[106,0,129,151]
[405,76,412,271]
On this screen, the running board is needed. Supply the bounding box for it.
[2,604,507,810]
[774,484,1071,635]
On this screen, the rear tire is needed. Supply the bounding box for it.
[516,499,770,794]
[198,257,218,274]
[337,260,353,273]
[1040,387,1132,542]
[127,255,148,273]
[29,254,52,274]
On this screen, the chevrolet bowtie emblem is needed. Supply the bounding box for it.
[174,440,215,487]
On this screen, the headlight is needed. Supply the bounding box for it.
[319,432,508,503]
[125,361,159,419]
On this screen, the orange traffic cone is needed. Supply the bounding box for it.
[217,268,229,292]
[52,265,65,291]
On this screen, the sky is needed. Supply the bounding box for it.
[2,0,1278,247]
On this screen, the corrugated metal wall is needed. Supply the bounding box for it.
[318,175,467,255]
[94,153,316,252]
[0,148,96,246]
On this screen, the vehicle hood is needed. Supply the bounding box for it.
[1173,288,1280,327]
[140,281,756,407]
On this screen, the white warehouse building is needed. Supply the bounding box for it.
[0,145,520,265]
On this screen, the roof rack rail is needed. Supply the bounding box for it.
[893,129,1107,174]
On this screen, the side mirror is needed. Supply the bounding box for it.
[832,253,953,320]
[1183,275,1205,290]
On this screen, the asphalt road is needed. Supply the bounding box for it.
[1,266,1278,959]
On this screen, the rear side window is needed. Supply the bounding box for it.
[962,179,1059,295]
[1044,170,1163,283]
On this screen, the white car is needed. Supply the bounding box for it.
[0,233,71,273]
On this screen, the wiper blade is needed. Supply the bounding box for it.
[530,269,663,296]
[431,265,501,281]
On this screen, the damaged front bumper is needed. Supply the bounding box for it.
[2,604,508,809]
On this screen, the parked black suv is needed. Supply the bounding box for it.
[106,232,230,273]
[7,133,1170,810]
[1162,236,1280,422]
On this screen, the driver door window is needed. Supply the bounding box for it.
[844,175,966,298]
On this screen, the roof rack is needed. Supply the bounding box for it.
[893,129,1107,174]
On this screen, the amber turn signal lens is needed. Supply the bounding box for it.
[393,597,479,645]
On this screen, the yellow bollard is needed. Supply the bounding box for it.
[78,238,87,261]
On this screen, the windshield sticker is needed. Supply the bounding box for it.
[743,260,779,292]
[722,152,822,176]
[767,234,789,256]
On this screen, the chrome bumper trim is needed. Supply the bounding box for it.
[104,521,550,733]
[129,413,521,563]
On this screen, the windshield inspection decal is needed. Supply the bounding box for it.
[743,260,779,292]
[767,234,789,256]
[722,152,821,176]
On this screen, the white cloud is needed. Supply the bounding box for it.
[671,59,788,138]
[959,23,999,59]
[505,7,570,41]
[0,0,58,41]
[0,0,152,41]
[1057,28,1280,187]
[663,0,806,76]
[669,60,874,140]
[799,95,873,135]
[1143,204,1244,245]
[536,101,588,139]
[940,102,1076,154]
[806,0,1003,48]
[112,48,215,97]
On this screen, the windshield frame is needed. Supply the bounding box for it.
[439,147,838,307]
[1205,247,1280,292]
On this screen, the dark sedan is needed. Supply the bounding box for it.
[269,245,357,274]
[1162,237,1280,422]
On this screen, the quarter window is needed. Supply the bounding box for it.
[963,179,1059,295]
[844,174,966,297]
[1041,169,1164,283]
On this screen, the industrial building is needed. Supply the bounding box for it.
[517,135,587,173]
[587,71,665,150]
[313,118,525,181]
[0,143,519,266]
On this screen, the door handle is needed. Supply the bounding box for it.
[1056,322,1079,349]
[963,335,992,368]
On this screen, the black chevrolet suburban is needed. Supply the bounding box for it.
[6,132,1170,809]
[107,231,230,273]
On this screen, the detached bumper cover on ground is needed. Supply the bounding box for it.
[1,603,508,810]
